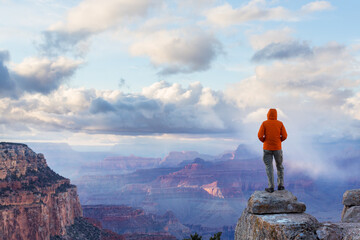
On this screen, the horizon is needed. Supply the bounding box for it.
[1,0,360,180]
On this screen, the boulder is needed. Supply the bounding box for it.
[247,190,306,214]
[342,206,360,223]
[235,209,319,240]
[342,189,360,223]
[343,189,360,206]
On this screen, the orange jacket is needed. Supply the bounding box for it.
[258,109,287,150]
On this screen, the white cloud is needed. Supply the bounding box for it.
[130,28,222,74]
[249,27,294,50]
[342,92,360,120]
[49,0,159,34]
[0,81,236,136]
[11,56,83,94]
[142,81,202,104]
[301,1,333,13]
[204,0,293,27]
[40,0,161,55]
[243,107,287,123]
[225,76,271,109]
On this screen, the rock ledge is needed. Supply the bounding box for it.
[247,190,306,214]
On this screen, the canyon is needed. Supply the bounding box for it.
[9,141,358,239]
[0,142,180,240]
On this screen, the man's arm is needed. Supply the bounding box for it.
[280,123,287,141]
[258,123,265,142]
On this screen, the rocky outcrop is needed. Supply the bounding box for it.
[342,189,360,223]
[0,142,82,240]
[246,190,306,214]
[235,190,318,240]
[235,189,360,240]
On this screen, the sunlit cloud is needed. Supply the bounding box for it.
[130,28,222,74]
[204,0,293,27]
[301,1,334,13]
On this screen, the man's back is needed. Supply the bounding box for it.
[258,109,287,151]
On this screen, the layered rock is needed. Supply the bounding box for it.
[246,190,306,214]
[0,142,82,239]
[235,190,319,240]
[342,189,360,223]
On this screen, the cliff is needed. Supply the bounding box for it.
[235,189,360,240]
[0,142,82,239]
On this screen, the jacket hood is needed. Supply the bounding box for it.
[267,109,277,120]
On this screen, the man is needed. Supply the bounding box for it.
[258,108,287,193]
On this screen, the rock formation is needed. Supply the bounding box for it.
[0,142,82,239]
[342,189,360,223]
[235,190,319,239]
[235,189,360,240]
[82,205,188,239]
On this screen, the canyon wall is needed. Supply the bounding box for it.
[0,142,82,239]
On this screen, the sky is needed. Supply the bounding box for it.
[1,0,360,177]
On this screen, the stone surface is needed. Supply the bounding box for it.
[342,206,360,223]
[247,190,306,214]
[235,209,319,240]
[320,222,360,240]
[343,189,360,206]
[339,223,360,240]
[316,223,343,240]
[0,142,82,239]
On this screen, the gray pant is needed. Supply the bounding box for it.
[263,150,284,188]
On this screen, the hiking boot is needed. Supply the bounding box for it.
[278,186,285,191]
[265,187,274,193]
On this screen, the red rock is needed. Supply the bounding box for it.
[0,142,82,239]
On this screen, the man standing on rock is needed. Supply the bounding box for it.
[258,108,287,193]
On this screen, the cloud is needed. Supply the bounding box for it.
[204,0,292,27]
[0,50,17,98]
[301,1,333,13]
[342,92,360,121]
[251,41,313,62]
[225,41,358,131]
[90,97,116,114]
[243,107,287,123]
[205,0,333,28]
[249,27,294,50]
[12,56,83,94]
[39,0,160,55]
[39,31,91,57]
[0,50,82,97]
[0,82,238,135]
[130,28,222,74]
[0,50,9,62]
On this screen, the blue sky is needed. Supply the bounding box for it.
[1,0,360,177]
